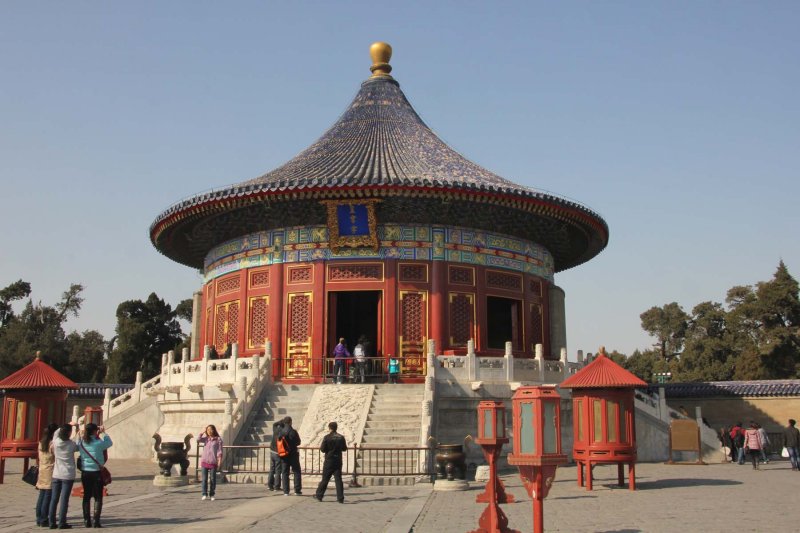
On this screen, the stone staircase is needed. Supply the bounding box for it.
[358,384,425,485]
[226,383,316,483]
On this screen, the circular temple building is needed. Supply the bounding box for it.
[150,43,608,383]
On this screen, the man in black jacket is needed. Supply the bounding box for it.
[267,419,285,491]
[280,416,302,495]
[314,421,348,503]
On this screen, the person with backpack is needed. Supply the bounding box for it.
[197,425,224,501]
[743,422,764,470]
[315,422,348,503]
[267,419,285,492]
[78,423,113,528]
[730,422,746,465]
[279,416,302,495]
[354,337,367,384]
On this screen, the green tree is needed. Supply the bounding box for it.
[64,330,107,382]
[0,283,90,379]
[0,279,31,327]
[621,349,671,383]
[674,301,735,381]
[106,293,185,383]
[640,302,689,360]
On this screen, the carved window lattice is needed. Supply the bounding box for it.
[206,308,212,350]
[214,305,227,351]
[289,267,312,283]
[250,270,270,288]
[449,266,474,285]
[450,293,474,346]
[249,298,268,348]
[328,264,382,281]
[399,265,427,283]
[289,295,311,343]
[530,279,542,297]
[530,304,543,350]
[216,276,240,295]
[486,271,522,291]
[401,293,424,342]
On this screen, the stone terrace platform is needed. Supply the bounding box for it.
[1,459,797,532]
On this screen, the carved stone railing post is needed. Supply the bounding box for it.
[134,371,143,403]
[161,353,167,369]
[466,339,477,381]
[559,347,568,381]
[102,389,111,417]
[577,350,584,366]
[223,399,233,444]
[504,341,514,382]
[231,343,239,381]
[72,405,80,425]
[535,343,544,383]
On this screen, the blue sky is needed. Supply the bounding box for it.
[1,1,798,358]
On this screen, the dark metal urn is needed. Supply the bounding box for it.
[152,433,192,477]
[435,444,467,481]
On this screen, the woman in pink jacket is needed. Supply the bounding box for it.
[743,422,764,470]
[197,425,224,500]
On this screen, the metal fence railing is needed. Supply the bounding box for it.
[196,444,435,486]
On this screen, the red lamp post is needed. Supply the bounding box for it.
[507,386,567,533]
[83,406,103,427]
[471,401,518,533]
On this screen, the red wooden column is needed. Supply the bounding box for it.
[429,260,445,354]
[311,262,327,381]
[268,262,284,380]
[383,259,398,360]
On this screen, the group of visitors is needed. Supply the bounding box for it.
[721,419,800,471]
[34,421,112,528]
[332,336,399,384]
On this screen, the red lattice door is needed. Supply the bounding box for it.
[399,291,427,376]
[247,296,269,350]
[448,292,475,347]
[214,301,240,352]
[285,293,313,379]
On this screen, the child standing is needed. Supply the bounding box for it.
[388,356,400,384]
[197,425,224,500]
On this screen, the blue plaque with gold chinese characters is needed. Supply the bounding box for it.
[322,199,381,253]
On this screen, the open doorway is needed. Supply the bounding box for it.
[327,291,381,357]
[486,296,521,350]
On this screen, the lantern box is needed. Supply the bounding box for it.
[475,400,507,445]
[507,386,567,467]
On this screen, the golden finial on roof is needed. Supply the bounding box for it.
[369,41,393,78]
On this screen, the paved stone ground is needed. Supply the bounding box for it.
[1,458,798,532]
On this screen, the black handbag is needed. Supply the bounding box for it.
[77,457,83,471]
[22,465,39,486]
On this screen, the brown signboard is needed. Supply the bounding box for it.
[667,419,706,465]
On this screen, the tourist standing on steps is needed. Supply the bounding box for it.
[197,425,224,501]
[783,419,800,471]
[78,423,113,528]
[743,422,764,470]
[354,336,367,384]
[267,419,285,491]
[333,338,351,384]
[35,423,59,527]
[315,422,348,503]
[49,422,78,530]
[388,355,400,384]
[280,416,303,495]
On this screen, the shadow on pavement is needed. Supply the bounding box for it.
[101,517,198,527]
[636,478,742,490]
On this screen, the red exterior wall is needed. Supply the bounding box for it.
[200,260,553,381]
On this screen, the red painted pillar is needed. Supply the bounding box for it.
[429,260,444,354]
[384,259,398,360]
[311,262,326,381]
[268,263,284,380]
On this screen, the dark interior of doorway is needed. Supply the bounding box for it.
[487,296,520,350]
[331,291,380,355]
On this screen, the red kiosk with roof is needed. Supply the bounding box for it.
[0,353,78,483]
[560,347,646,491]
